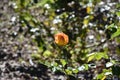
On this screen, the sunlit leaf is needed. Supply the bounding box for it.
[95,52,108,60]
[87,52,108,62]
[65,68,72,75]
[83,19,89,25]
[97,69,112,79]
[101,75,106,80]
[84,64,89,70]
[96,73,104,80]
[87,53,95,62]
[116,11,120,17]
[51,62,58,67]
[111,28,120,39]
[60,59,67,67]
[106,23,115,29]
[43,50,52,57]
[72,68,79,74]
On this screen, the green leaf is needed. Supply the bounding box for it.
[116,3,120,8]
[51,62,58,67]
[106,23,115,29]
[95,52,108,60]
[31,53,41,60]
[84,64,89,70]
[111,28,120,39]
[116,11,120,17]
[72,68,79,74]
[43,50,52,57]
[96,69,111,79]
[60,59,67,67]
[87,53,95,62]
[18,0,30,8]
[21,12,33,21]
[105,24,117,39]
[44,61,50,66]
[96,73,104,80]
[65,68,72,75]
[105,24,120,39]
[86,52,108,62]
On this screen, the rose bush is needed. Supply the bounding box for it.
[13,0,120,79]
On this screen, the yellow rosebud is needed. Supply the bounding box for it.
[54,33,69,46]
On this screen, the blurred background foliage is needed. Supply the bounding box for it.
[11,0,120,79]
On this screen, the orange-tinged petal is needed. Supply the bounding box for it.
[54,33,69,46]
